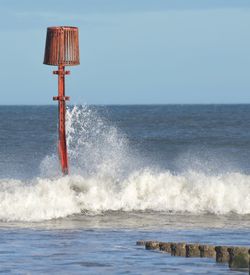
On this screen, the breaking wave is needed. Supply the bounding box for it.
[0,105,250,222]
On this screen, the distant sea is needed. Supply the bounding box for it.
[0,105,249,274]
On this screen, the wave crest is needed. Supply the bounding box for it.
[0,170,250,221]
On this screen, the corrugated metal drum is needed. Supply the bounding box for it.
[43,26,80,66]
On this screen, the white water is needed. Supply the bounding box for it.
[1,170,250,221]
[1,105,250,222]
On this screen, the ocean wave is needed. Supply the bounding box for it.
[1,105,250,222]
[0,170,250,221]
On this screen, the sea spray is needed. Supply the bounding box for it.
[66,105,131,177]
[41,105,138,179]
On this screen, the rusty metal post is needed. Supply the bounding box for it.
[53,66,70,174]
[43,26,80,175]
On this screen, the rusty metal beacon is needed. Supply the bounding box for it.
[43,26,80,175]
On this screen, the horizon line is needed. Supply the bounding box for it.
[1,103,250,106]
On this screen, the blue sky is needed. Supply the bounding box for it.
[0,0,250,104]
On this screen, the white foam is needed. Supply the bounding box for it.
[0,170,250,221]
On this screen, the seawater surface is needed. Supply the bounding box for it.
[0,105,250,274]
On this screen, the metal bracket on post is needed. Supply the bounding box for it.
[53,70,70,75]
[53,96,70,101]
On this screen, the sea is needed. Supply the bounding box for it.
[0,104,250,274]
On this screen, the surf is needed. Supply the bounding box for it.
[0,105,250,222]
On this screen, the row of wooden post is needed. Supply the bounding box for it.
[137,240,249,272]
